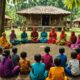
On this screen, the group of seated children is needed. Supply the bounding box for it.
[0,27,80,49]
[0,46,80,80]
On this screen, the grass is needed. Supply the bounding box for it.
[1,27,80,80]
[5,27,80,41]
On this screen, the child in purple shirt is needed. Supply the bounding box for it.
[41,46,53,70]
[0,49,19,78]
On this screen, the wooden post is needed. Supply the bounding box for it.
[30,15,32,26]
[0,0,6,36]
[49,15,51,26]
[41,15,42,26]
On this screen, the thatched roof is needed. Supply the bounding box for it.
[17,6,71,15]
[73,18,80,22]
[5,15,11,20]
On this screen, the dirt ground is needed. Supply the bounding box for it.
[0,43,80,80]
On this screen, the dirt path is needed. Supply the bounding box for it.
[0,44,78,80]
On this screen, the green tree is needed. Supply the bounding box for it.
[64,0,80,10]
[64,0,80,27]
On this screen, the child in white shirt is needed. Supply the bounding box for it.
[65,52,80,76]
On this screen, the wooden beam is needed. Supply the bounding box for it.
[41,15,42,26]
[0,0,6,36]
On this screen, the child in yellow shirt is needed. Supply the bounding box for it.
[46,57,67,80]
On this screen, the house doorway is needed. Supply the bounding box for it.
[42,15,49,26]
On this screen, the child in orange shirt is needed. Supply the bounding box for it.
[46,57,67,80]
[19,52,31,74]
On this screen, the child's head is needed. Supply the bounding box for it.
[75,48,80,54]
[20,52,27,59]
[44,46,50,53]
[12,47,17,54]
[54,57,61,66]
[0,47,3,54]
[34,54,41,62]
[59,47,65,54]
[71,52,77,59]
[3,49,10,57]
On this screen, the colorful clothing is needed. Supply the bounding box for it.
[21,32,29,43]
[12,54,19,66]
[74,35,80,49]
[40,31,48,43]
[58,30,67,45]
[31,31,39,43]
[48,28,57,44]
[0,57,19,77]
[46,67,67,80]
[42,54,53,70]
[30,62,48,80]
[57,53,67,67]
[19,58,31,74]
[65,59,80,76]
[77,54,80,62]
[0,36,12,49]
[69,32,77,49]
[10,33,20,45]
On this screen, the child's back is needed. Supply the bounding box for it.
[57,47,67,67]
[46,57,67,80]
[12,54,19,66]
[46,67,65,80]
[19,52,30,74]
[42,54,53,70]
[19,58,30,74]
[42,46,53,70]
[12,47,19,66]
[65,52,80,76]
[69,59,80,75]
[30,54,48,80]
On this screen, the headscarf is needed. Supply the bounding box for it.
[70,31,77,43]
[60,28,66,39]
[51,27,56,33]
[32,27,37,32]
[70,31,76,40]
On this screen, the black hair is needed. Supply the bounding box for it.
[0,47,3,52]
[44,46,50,53]
[54,57,61,66]
[20,52,27,59]
[3,49,10,57]
[71,52,77,59]
[59,47,65,54]
[75,48,80,54]
[34,54,41,62]
[12,47,17,54]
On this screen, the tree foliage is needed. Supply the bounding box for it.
[5,0,80,27]
[64,0,80,10]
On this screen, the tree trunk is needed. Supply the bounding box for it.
[0,0,6,36]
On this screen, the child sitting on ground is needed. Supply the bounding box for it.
[0,49,19,78]
[65,52,80,76]
[12,47,19,66]
[57,47,67,67]
[46,57,67,80]
[41,46,53,70]
[19,52,31,74]
[30,54,48,80]
[0,47,4,62]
